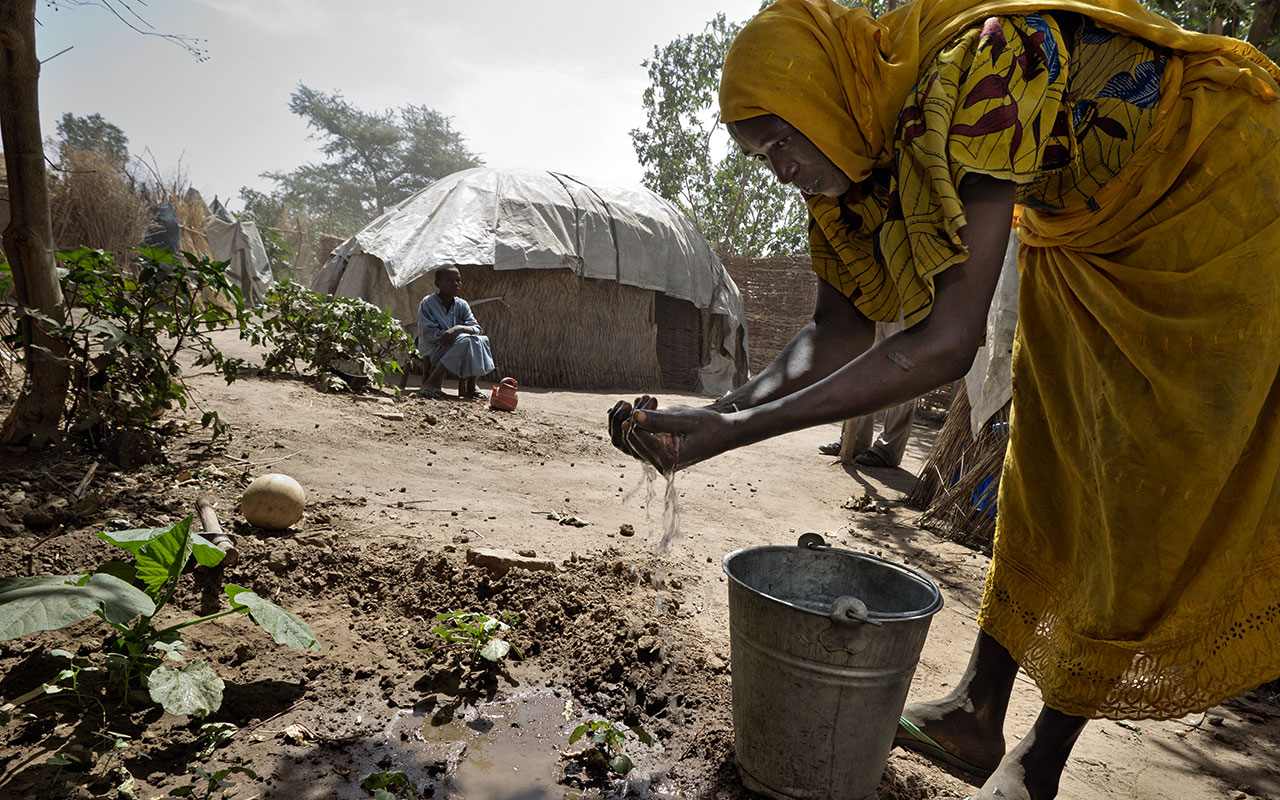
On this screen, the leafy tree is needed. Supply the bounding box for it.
[631,13,806,257]
[55,112,129,167]
[258,84,483,234]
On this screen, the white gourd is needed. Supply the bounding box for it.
[240,473,306,530]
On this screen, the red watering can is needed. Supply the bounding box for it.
[490,377,519,412]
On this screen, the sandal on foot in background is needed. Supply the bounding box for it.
[818,440,842,456]
[854,450,893,468]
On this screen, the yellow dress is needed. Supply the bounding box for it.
[771,7,1280,719]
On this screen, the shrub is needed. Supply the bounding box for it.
[243,278,414,390]
[3,247,245,450]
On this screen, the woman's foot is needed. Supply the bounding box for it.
[971,706,1085,800]
[897,699,1006,780]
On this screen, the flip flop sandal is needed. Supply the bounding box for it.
[417,387,447,400]
[818,441,842,456]
[463,390,487,401]
[894,716,996,781]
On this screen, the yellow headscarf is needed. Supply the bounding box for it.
[719,0,1280,185]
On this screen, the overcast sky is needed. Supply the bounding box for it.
[35,0,763,211]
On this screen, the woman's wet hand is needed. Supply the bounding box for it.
[626,404,730,473]
[608,395,658,460]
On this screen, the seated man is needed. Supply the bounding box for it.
[416,266,495,399]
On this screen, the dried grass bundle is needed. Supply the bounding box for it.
[171,189,211,258]
[48,147,149,254]
[908,382,1011,552]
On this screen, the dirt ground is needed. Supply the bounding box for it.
[1,329,1277,800]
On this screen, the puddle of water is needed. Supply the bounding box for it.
[423,690,589,799]
[378,687,686,799]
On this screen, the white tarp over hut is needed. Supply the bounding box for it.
[205,198,273,306]
[313,167,749,394]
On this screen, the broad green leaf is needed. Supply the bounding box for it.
[88,573,157,624]
[98,517,225,569]
[96,526,170,555]
[132,517,196,597]
[147,659,224,716]
[609,753,633,775]
[630,725,654,745]
[569,724,587,744]
[0,573,154,640]
[94,561,137,584]
[478,638,509,662]
[85,319,126,348]
[224,585,321,651]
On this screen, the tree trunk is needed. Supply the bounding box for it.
[0,0,69,448]
[1247,0,1279,45]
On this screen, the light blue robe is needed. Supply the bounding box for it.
[416,293,495,378]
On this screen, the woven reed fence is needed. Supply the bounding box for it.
[718,252,817,374]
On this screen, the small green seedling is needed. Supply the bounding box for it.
[427,611,522,663]
[193,722,239,760]
[569,718,653,776]
[163,764,258,800]
[0,516,320,716]
[0,648,101,715]
[359,769,417,799]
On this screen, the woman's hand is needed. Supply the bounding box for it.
[608,395,732,473]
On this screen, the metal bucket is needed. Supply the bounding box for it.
[722,533,943,800]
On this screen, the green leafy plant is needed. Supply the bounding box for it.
[0,648,101,715]
[242,278,413,390]
[193,722,239,760]
[164,764,258,800]
[426,610,522,663]
[2,247,246,446]
[0,516,320,716]
[359,769,418,799]
[568,718,653,776]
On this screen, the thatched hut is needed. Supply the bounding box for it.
[312,168,749,394]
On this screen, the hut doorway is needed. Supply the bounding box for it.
[655,292,702,392]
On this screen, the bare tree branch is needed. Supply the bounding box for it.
[45,0,208,61]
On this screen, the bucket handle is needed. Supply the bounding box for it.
[829,596,882,628]
[797,533,884,628]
